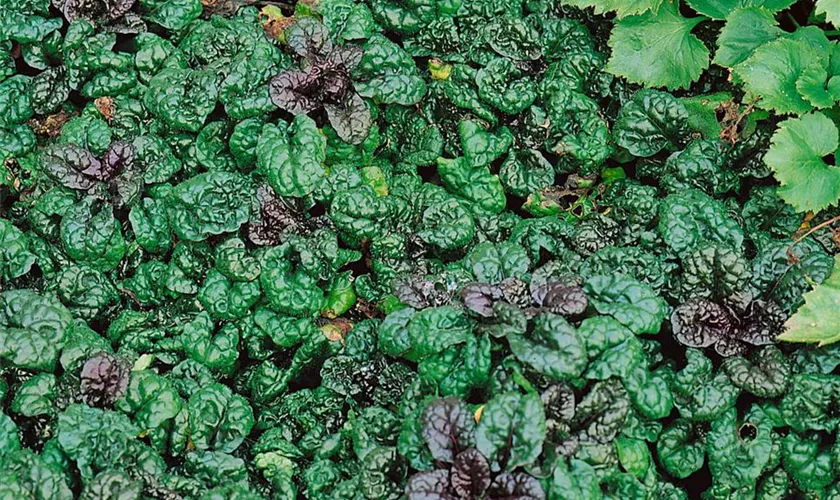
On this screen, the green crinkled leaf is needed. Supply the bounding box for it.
[134,134,182,184]
[614,89,691,157]
[187,384,254,454]
[0,290,72,372]
[672,349,741,422]
[475,392,545,472]
[586,337,645,381]
[547,457,602,500]
[624,366,674,419]
[81,470,143,500]
[407,306,472,359]
[605,2,709,90]
[438,157,506,214]
[584,274,668,334]
[10,373,56,417]
[0,449,73,499]
[615,437,651,478]
[259,243,325,317]
[330,185,390,245]
[661,139,739,196]
[198,269,260,321]
[379,306,472,362]
[129,198,172,254]
[485,17,542,61]
[723,345,790,398]
[61,197,127,271]
[320,0,377,41]
[658,189,745,255]
[545,87,613,171]
[656,419,704,479]
[782,432,835,490]
[779,373,840,432]
[56,403,139,481]
[143,68,218,132]
[499,149,554,198]
[765,112,840,213]
[476,57,536,114]
[0,219,35,281]
[467,241,530,284]
[508,312,588,380]
[52,264,119,320]
[182,312,241,373]
[679,244,751,301]
[257,116,327,199]
[167,171,252,242]
[418,198,475,251]
[459,120,513,167]
[144,0,202,32]
[752,238,833,311]
[355,34,427,105]
[114,370,185,455]
[706,407,774,491]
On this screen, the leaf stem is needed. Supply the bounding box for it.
[791,214,840,246]
[823,29,840,37]
[787,12,801,28]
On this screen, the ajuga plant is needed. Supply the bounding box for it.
[5,0,840,498]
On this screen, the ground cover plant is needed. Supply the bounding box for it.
[5,0,840,498]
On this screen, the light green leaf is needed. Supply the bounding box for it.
[779,255,840,346]
[606,2,710,90]
[688,0,794,19]
[714,7,783,67]
[796,64,840,108]
[733,37,824,114]
[764,112,840,213]
[817,0,840,28]
[560,0,664,19]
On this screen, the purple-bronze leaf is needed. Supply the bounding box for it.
[80,351,130,408]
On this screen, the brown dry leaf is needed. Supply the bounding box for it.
[29,110,72,138]
[321,318,353,343]
[94,96,115,122]
[717,98,755,146]
[259,6,294,41]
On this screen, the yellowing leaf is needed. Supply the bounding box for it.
[778,255,840,346]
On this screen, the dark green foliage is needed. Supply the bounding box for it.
[0,1,837,498]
